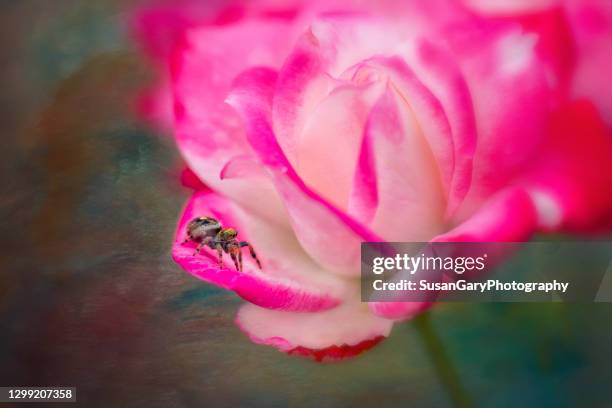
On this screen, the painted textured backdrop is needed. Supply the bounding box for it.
[0,1,611,407]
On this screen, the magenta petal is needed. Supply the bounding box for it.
[447,26,553,218]
[226,67,384,276]
[179,166,207,191]
[349,114,378,224]
[235,301,393,362]
[130,0,220,60]
[566,0,612,125]
[525,101,612,232]
[172,191,351,312]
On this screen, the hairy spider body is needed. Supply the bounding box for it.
[182,216,261,272]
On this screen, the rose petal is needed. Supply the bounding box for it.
[173,191,352,312]
[219,155,268,180]
[565,0,612,125]
[235,301,393,362]
[370,188,538,320]
[445,25,554,221]
[272,15,411,170]
[296,82,384,209]
[227,67,384,276]
[274,16,478,219]
[170,18,298,225]
[130,0,228,60]
[433,188,538,242]
[349,85,446,241]
[463,0,558,15]
[524,101,612,232]
[401,44,478,218]
[368,302,434,322]
[272,30,335,168]
[180,166,207,190]
[509,7,575,93]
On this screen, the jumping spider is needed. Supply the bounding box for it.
[182,216,261,272]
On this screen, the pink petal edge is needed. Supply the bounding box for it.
[172,191,349,312]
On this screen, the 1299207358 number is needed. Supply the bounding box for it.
[0,387,76,402]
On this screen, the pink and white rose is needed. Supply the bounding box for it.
[133,0,612,361]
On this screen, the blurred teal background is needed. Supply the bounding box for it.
[0,1,611,407]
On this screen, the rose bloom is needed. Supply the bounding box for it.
[133,0,612,361]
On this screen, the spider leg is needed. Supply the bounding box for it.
[238,248,243,272]
[229,243,241,272]
[215,243,224,269]
[240,241,262,269]
[193,236,212,256]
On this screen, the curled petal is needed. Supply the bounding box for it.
[236,301,393,362]
[219,155,268,180]
[173,191,352,312]
[180,166,208,190]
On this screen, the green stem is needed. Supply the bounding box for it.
[413,312,473,408]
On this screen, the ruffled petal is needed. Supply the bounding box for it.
[173,191,352,312]
[235,301,393,362]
